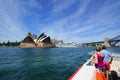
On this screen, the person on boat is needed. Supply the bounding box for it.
[91,46,104,72]
[101,45,113,80]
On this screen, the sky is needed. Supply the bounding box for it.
[0,0,120,43]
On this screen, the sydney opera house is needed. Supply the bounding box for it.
[19,32,55,48]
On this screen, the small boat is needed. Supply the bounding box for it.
[68,56,120,80]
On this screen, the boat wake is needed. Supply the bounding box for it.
[88,50,120,60]
[112,53,120,61]
[87,51,95,55]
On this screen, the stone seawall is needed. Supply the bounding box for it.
[19,42,56,48]
[19,43,36,48]
[37,42,55,48]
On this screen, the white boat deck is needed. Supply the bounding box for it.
[68,56,120,80]
[68,56,97,80]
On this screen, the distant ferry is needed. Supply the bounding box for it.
[56,44,77,47]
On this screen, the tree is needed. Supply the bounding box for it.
[3,42,5,46]
[6,40,10,46]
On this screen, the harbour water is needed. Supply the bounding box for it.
[0,47,120,80]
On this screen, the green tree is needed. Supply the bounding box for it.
[6,40,10,46]
[3,42,5,46]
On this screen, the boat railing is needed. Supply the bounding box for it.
[83,56,95,67]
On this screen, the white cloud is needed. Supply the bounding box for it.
[40,0,120,43]
[0,0,44,42]
[71,29,120,43]
[0,0,120,43]
[51,0,77,14]
[40,0,91,34]
[69,0,90,18]
[0,1,29,42]
[39,0,120,43]
[72,25,94,34]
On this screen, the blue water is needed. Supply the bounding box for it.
[0,47,120,80]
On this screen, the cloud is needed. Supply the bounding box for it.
[0,0,120,43]
[51,0,77,14]
[0,0,45,42]
[40,0,91,35]
[0,1,28,42]
[16,0,42,17]
[70,29,120,43]
[0,0,92,43]
[41,0,120,43]
[69,0,90,19]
